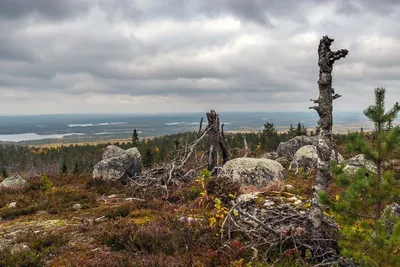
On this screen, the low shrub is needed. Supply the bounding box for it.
[104,202,137,219]
[0,248,42,267]
[44,188,98,214]
[86,178,128,196]
[206,176,241,203]
[0,232,69,267]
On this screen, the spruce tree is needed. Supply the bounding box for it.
[296,122,302,136]
[132,129,139,147]
[320,88,400,266]
[61,160,68,174]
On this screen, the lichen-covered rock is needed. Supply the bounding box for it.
[284,184,294,192]
[0,175,27,189]
[236,192,262,203]
[291,145,344,169]
[8,202,17,208]
[72,203,81,210]
[219,158,284,188]
[93,146,142,181]
[343,154,377,176]
[102,145,126,160]
[384,203,400,218]
[382,203,400,234]
[10,243,31,255]
[276,136,317,158]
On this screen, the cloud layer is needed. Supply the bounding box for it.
[1,0,400,115]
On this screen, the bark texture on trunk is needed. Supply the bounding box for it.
[309,36,348,229]
[206,110,231,173]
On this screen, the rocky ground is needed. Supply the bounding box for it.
[0,167,329,267]
[2,136,398,266]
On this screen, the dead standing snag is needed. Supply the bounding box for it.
[309,36,348,229]
[205,110,231,173]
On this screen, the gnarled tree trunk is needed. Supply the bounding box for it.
[309,36,348,229]
[206,110,231,173]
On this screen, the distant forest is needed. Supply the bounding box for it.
[0,122,350,178]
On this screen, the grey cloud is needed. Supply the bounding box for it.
[0,0,90,21]
[1,0,400,114]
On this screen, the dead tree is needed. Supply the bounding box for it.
[309,36,348,229]
[205,110,231,173]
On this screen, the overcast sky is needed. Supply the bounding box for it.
[1,0,400,115]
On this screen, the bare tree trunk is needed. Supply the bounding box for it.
[220,123,231,164]
[206,110,220,173]
[309,36,348,229]
[206,110,231,173]
[376,122,382,219]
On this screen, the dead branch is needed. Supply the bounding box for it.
[218,192,347,266]
[197,117,203,138]
[243,135,249,157]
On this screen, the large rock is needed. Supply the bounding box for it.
[276,136,317,158]
[291,145,344,169]
[343,154,377,176]
[219,157,284,188]
[0,175,27,189]
[93,146,142,181]
[102,145,126,160]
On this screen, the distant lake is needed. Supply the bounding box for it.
[0,133,85,142]
[0,112,381,144]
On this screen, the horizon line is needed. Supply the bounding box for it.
[0,110,364,117]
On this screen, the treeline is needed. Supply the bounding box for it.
[0,123,352,177]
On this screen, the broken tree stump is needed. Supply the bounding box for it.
[309,36,348,229]
[205,110,231,173]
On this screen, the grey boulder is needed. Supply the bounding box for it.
[219,157,284,188]
[102,145,126,160]
[291,145,344,170]
[0,175,27,189]
[276,136,317,158]
[93,146,142,181]
[343,154,377,176]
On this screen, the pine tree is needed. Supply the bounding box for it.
[320,88,400,266]
[143,149,154,168]
[132,129,139,147]
[262,122,279,151]
[263,122,277,137]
